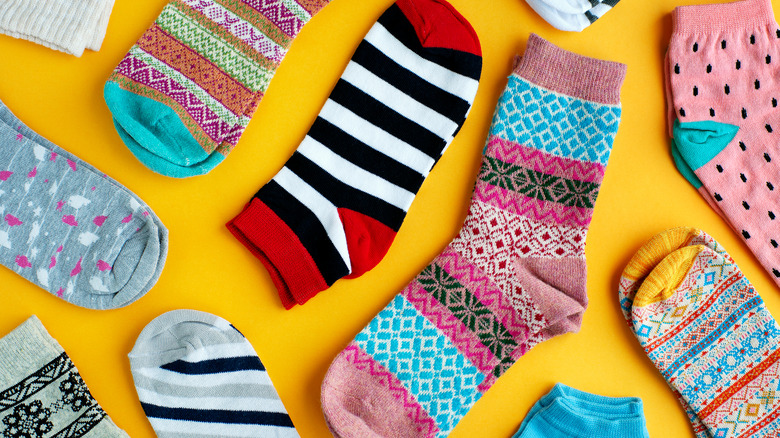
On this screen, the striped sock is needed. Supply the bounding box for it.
[227,0,482,309]
[104,0,330,177]
[621,229,780,437]
[320,34,625,438]
[128,310,298,438]
[525,0,620,31]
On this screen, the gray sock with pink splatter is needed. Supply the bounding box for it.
[0,99,168,309]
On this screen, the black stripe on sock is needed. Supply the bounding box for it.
[585,10,598,23]
[255,181,348,285]
[351,40,471,122]
[161,357,265,375]
[602,0,619,7]
[376,5,482,80]
[140,403,295,427]
[329,80,446,159]
[308,118,426,193]
[285,152,406,230]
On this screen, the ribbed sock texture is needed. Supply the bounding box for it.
[320,34,625,438]
[128,309,299,437]
[525,0,620,31]
[104,0,331,177]
[0,316,128,437]
[227,0,482,309]
[513,383,649,438]
[0,0,116,56]
[620,227,780,437]
[0,99,167,310]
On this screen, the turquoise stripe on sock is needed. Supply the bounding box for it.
[354,295,485,437]
[488,76,620,165]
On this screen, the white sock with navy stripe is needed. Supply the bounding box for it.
[526,0,621,31]
[128,310,298,438]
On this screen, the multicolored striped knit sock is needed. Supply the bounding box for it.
[525,0,620,32]
[128,310,298,437]
[104,0,330,177]
[320,34,625,438]
[621,228,780,438]
[227,0,482,309]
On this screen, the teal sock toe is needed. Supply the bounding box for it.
[104,82,216,177]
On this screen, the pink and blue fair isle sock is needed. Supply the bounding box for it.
[321,34,625,438]
[621,228,780,437]
[0,99,167,310]
[104,0,330,177]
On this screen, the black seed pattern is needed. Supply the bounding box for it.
[674,64,680,74]
[770,211,776,220]
[723,39,728,48]
[768,55,772,64]
[774,98,778,108]
[772,240,778,248]
[740,141,747,151]
[741,173,747,182]
[715,193,723,201]
[710,108,716,117]
[751,34,756,44]
[693,42,699,52]
[756,79,761,89]
[742,108,748,119]
[766,152,772,162]
[768,182,775,190]
[774,269,780,278]
[777,30,780,38]
[743,230,752,239]
[767,124,773,133]
[725,84,731,94]
[693,86,699,96]
[707,64,712,73]
[743,201,751,210]
[716,164,724,172]
[737,60,742,69]
[680,108,686,117]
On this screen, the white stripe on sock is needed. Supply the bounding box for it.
[341,61,459,139]
[136,387,289,414]
[148,418,299,438]
[364,23,479,102]
[297,136,416,211]
[178,342,259,363]
[272,167,351,269]
[319,100,435,176]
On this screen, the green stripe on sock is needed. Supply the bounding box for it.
[280,0,312,23]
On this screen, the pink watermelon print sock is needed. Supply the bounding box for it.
[621,227,780,437]
[0,99,168,309]
[104,0,330,177]
[667,0,780,286]
[321,34,625,438]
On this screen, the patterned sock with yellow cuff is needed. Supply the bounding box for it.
[621,228,780,438]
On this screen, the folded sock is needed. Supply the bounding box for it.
[227,0,482,308]
[525,0,620,32]
[104,0,332,177]
[0,98,168,310]
[320,35,625,438]
[622,228,780,437]
[0,0,116,56]
[128,309,298,438]
[513,383,649,438]
[0,316,128,437]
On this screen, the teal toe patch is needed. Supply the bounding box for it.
[673,119,739,171]
[104,82,217,177]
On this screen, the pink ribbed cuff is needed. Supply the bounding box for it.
[514,33,626,105]
[673,0,776,35]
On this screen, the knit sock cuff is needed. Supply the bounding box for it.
[0,316,62,390]
[513,33,626,105]
[673,0,777,35]
[0,0,114,56]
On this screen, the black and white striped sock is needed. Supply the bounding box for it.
[227,0,482,309]
[129,310,298,438]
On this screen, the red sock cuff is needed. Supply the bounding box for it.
[396,0,481,56]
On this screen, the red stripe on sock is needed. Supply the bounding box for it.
[227,198,328,308]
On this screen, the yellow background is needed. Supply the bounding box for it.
[0,0,775,436]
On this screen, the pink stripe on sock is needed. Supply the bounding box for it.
[182,0,288,63]
[485,136,606,184]
[402,281,499,378]
[474,182,594,227]
[241,0,306,37]
[340,343,438,437]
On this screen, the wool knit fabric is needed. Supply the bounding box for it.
[0,98,167,310]
[525,0,620,32]
[104,0,330,177]
[227,0,482,309]
[621,227,780,438]
[0,0,116,56]
[128,309,298,437]
[0,316,128,438]
[320,34,625,438]
[666,0,780,287]
[512,384,649,438]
